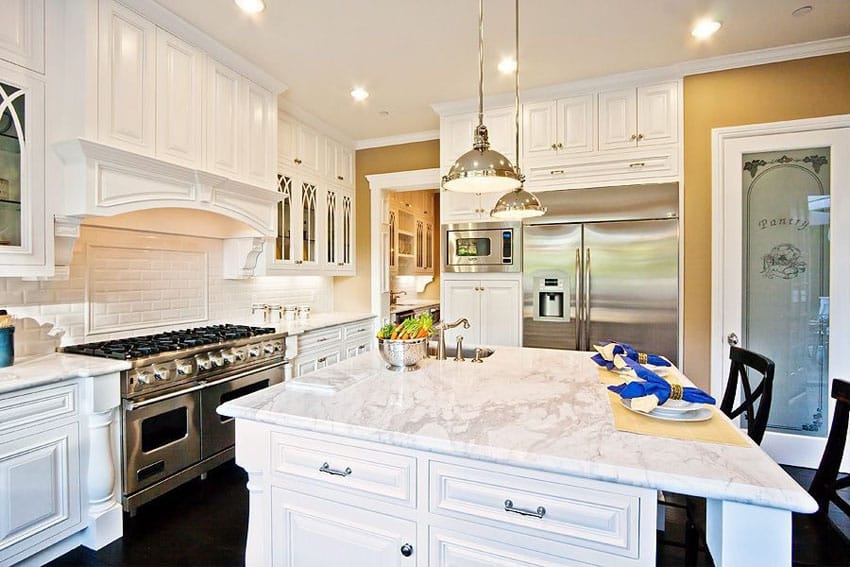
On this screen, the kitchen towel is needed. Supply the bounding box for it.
[592,341,671,369]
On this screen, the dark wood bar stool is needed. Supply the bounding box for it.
[809,379,850,520]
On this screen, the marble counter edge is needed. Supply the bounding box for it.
[0,353,131,395]
[231,312,377,336]
[218,401,818,514]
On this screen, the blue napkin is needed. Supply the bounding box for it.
[591,340,671,370]
[605,354,716,405]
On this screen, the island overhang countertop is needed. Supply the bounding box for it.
[218,345,816,514]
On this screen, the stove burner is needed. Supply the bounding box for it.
[63,324,277,359]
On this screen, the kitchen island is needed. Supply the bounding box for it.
[219,346,816,566]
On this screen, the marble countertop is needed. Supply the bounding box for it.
[0,353,131,395]
[219,346,817,514]
[234,312,376,335]
[389,300,439,315]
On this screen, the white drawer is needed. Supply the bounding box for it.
[297,326,343,353]
[272,432,416,508]
[344,340,372,359]
[343,320,374,342]
[0,384,78,434]
[430,461,648,560]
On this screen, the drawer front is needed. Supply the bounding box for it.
[0,384,78,434]
[297,326,343,353]
[272,432,416,508]
[344,340,373,359]
[525,149,676,186]
[343,320,374,343]
[430,461,644,559]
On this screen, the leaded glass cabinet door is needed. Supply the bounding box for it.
[716,120,850,468]
[0,65,45,276]
[326,187,337,266]
[340,190,353,272]
[301,181,318,265]
[275,174,297,264]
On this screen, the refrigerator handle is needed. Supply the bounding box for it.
[584,247,591,351]
[574,248,582,351]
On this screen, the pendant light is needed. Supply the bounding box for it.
[442,0,522,194]
[491,0,546,219]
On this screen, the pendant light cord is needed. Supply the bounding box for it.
[477,0,484,128]
[514,0,521,175]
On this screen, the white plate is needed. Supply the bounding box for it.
[653,399,701,414]
[620,398,714,422]
[610,363,672,376]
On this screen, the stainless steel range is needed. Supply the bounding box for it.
[63,324,286,515]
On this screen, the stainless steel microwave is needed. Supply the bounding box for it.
[442,222,521,273]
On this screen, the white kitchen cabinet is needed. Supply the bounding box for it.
[155,28,203,168]
[205,59,241,178]
[294,349,341,376]
[288,319,376,378]
[442,279,520,347]
[0,0,44,73]
[271,488,417,567]
[440,107,516,173]
[0,61,46,277]
[98,0,157,155]
[324,137,354,187]
[523,95,595,161]
[598,82,677,151]
[337,186,355,274]
[279,114,322,175]
[268,170,322,270]
[0,423,81,565]
[243,79,277,189]
[440,191,501,223]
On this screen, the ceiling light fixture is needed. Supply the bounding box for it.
[498,57,517,74]
[491,0,545,220]
[234,0,265,14]
[350,87,369,101]
[691,19,722,39]
[442,0,522,194]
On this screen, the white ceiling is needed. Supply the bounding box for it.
[154,0,850,142]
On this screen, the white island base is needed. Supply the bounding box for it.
[220,348,814,566]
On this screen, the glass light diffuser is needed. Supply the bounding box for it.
[491,188,546,219]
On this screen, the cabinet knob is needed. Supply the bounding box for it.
[294,158,302,164]
[636,133,644,141]
[551,143,558,150]
[400,543,413,557]
[337,175,344,181]
[557,142,564,149]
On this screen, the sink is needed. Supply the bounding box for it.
[427,342,494,359]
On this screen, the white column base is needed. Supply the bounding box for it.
[81,503,123,550]
[706,499,792,566]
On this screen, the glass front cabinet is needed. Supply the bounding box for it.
[0,62,46,277]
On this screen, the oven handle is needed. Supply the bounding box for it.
[124,362,287,411]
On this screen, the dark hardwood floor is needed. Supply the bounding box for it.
[48,462,849,566]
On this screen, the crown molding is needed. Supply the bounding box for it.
[278,99,355,146]
[354,130,440,150]
[431,35,850,117]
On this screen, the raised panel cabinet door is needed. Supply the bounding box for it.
[556,94,595,154]
[206,60,241,177]
[271,488,416,567]
[442,280,482,346]
[323,137,339,181]
[278,114,298,170]
[522,101,557,158]
[243,79,276,188]
[98,0,156,154]
[430,526,566,567]
[440,192,482,223]
[0,0,44,73]
[480,280,520,346]
[336,144,354,186]
[155,29,203,168]
[296,124,321,174]
[636,82,678,146]
[441,113,476,170]
[597,88,637,151]
[484,106,517,163]
[0,423,81,564]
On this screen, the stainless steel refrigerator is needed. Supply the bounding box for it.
[522,183,679,363]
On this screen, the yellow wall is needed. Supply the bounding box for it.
[333,140,440,311]
[683,53,850,390]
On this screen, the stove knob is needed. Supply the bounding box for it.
[273,341,283,353]
[209,352,224,367]
[136,370,153,385]
[234,348,247,361]
[248,345,261,358]
[222,350,237,364]
[176,361,194,376]
[263,342,275,354]
[196,355,212,371]
[153,366,168,381]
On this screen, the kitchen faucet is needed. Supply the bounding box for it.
[435,318,470,360]
[389,290,407,305]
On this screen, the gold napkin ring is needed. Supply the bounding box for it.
[670,384,684,400]
[638,352,648,364]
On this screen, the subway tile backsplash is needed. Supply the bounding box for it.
[0,226,334,357]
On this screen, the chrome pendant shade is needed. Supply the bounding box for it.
[442,0,522,194]
[491,188,546,219]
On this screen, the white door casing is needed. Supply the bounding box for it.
[712,114,850,468]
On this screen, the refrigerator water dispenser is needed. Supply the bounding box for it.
[533,276,568,322]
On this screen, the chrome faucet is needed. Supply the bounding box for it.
[389,290,407,305]
[435,318,470,360]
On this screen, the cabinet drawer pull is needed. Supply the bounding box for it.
[317,337,329,342]
[317,356,327,363]
[337,175,344,181]
[294,158,302,164]
[629,162,646,168]
[319,462,352,477]
[549,169,564,175]
[400,543,413,557]
[504,499,546,519]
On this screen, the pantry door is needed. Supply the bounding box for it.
[712,115,850,468]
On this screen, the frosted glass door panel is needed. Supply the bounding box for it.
[743,147,830,437]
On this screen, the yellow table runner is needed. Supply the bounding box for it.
[599,368,751,447]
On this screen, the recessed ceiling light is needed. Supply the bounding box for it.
[378,110,390,117]
[234,0,265,14]
[350,87,369,102]
[792,5,813,17]
[498,57,517,74]
[691,19,722,39]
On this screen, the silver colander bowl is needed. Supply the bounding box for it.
[377,337,427,372]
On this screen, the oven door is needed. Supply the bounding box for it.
[200,363,284,459]
[122,388,202,495]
